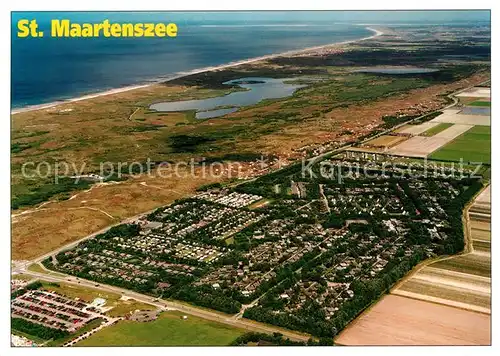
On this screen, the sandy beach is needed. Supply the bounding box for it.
[11,27,383,115]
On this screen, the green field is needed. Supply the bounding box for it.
[429,126,491,163]
[76,310,246,346]
[469,101,491,107]
[421,123,453,136]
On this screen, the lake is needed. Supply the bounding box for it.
[150,77,306,119]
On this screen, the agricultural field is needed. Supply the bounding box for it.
[393,266,490,313]
[429,126,491,163]
[76,310,246,346]
[420,123,454,136]
[335,295,490,345]
[397,122,439,135]
[387,123,473,157]
[431,250,490,278]
[430,109,490,126]
[456,87,490,98]
[469,100,491,107]
[364,135,407,148]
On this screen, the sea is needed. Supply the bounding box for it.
[11,11,490,108]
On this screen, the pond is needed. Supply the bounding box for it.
[355,67,439,75]
[150,77,305,119]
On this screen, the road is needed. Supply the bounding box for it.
[16,266,312,342]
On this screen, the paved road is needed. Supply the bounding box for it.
[18,267,312,342]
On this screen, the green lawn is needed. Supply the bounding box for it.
[421,123,453,136]
[429,126,491,164]
[468,101,491,107]
[75,310,246,346]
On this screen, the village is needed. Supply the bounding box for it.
[32,156,483,338]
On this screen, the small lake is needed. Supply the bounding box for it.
[150,77,305,119]
[355,67,439,75]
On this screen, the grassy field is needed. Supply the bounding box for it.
[469,101,491,107]
[429,126,491,163]
[76,310,246,346]
[421,123,453,136]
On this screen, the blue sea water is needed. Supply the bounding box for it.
[11,13,372,108]
[11,11,490,108]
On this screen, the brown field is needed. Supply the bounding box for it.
[430,109,490,126]
[11,168,221,260]
[335,295,491,346]
[456,87,491,98]
[398,122,440,135]
[387,124,473,157]
[475,184,491,204]
[471,229,491,242]
[393,266,491,313]
[470,220,491,232]
[387,136,449,157]
[365,135,407,148]
[432,251,490,278]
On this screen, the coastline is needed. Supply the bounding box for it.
[11,27,383,115]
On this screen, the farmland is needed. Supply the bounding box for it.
[430,109,490,126]
[429,126,491,163]
[469,100,491,107]
[421,123,454,136]
[335,295,490,345]
[397,122,439,135]
[394,268,491,312]
[364,135,407,148]
[394,183,491,313]
[76,310,246,346]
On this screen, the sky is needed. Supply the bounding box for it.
[11,10,491,26]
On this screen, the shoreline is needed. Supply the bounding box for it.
[11,27,384,115]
